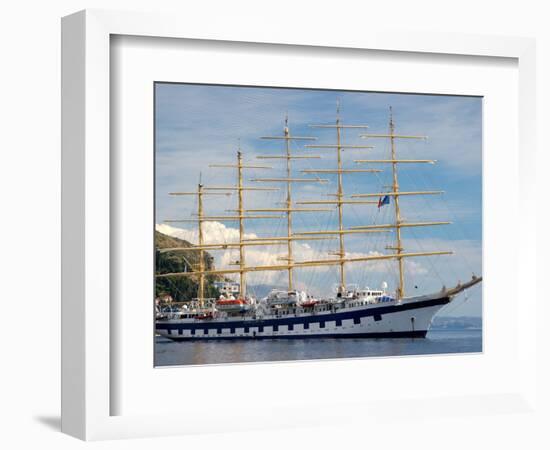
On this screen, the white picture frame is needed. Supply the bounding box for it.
[61,9,537,441]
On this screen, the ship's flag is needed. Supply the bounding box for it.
[378,195,390,209]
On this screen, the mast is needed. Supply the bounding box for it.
[197,182,205,303]
[335,105,346,291]
[354,106,451,299]
[284,116,294,290]
[166,184,233,308]
[237,151,246,297]
[305,103,374,294]
[388,108,407,298]
[208,149,276,298]
[256,118,330,291]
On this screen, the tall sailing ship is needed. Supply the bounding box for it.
[155,106,482,340]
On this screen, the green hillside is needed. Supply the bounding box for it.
[155,230,220,302]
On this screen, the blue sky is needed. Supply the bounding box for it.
[155,83,482,317]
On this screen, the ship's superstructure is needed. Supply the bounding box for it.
[155,106,481,340]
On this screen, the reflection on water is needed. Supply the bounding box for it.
[154,330,482,367]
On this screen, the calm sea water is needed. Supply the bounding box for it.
[154,329,482,366]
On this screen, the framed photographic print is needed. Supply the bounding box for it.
[62,9,537,441]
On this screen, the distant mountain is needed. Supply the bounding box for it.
[247,284,283,299]
[155,230,221,302]
[430,316,482,330]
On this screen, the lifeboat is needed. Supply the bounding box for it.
[215,297,250,312]
[300,299,319,308]
[196,312,214,320]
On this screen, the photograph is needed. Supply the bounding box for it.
[153,83,483,366]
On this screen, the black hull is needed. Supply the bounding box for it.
[160,329,428,341]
